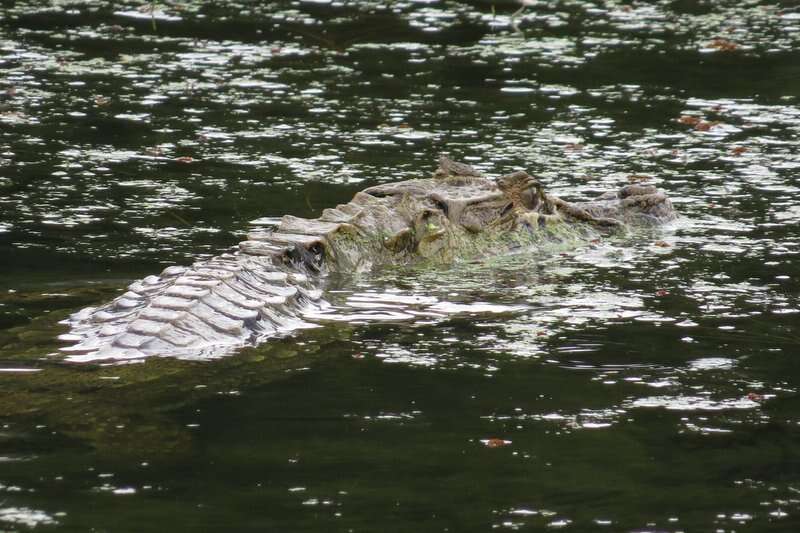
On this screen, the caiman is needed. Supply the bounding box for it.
[59,157,676,361]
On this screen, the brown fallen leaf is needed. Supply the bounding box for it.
[693,120,720,132]
[731,146,747,155]
[694,121,712,131]
[482,438,511,448]
[678,115,701,126]
[655,289,669,297]
[708,38,739,52]
[654,240,671,248]
[175,156,195,163]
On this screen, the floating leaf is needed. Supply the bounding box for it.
[482,438,511,448]
[707,38,739,52]
[694,120,719,131]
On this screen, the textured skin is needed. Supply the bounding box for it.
[60,159,676,361]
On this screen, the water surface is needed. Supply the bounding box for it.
[1,1,800,531]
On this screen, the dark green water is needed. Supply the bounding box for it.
[2,0,800,530]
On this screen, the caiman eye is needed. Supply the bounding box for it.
[309,242,325,260]
[522,190,539,210]
[431,197,449,216]
[419,208,439,222]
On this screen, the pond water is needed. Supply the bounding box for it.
[1,0,800,530]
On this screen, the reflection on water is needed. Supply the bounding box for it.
[2,0,800,531]
[0,506,59,529]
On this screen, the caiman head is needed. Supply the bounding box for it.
[337,169,568,264]
[271,158,676,270]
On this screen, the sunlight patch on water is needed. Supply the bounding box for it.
[483,407,622,432]
[113,10,182,22]
[687,357,736,371]
[306,289,526,326]
[630,395,758,411]
[0,507,59,528]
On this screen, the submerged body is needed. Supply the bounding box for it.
[60,158,676,361]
